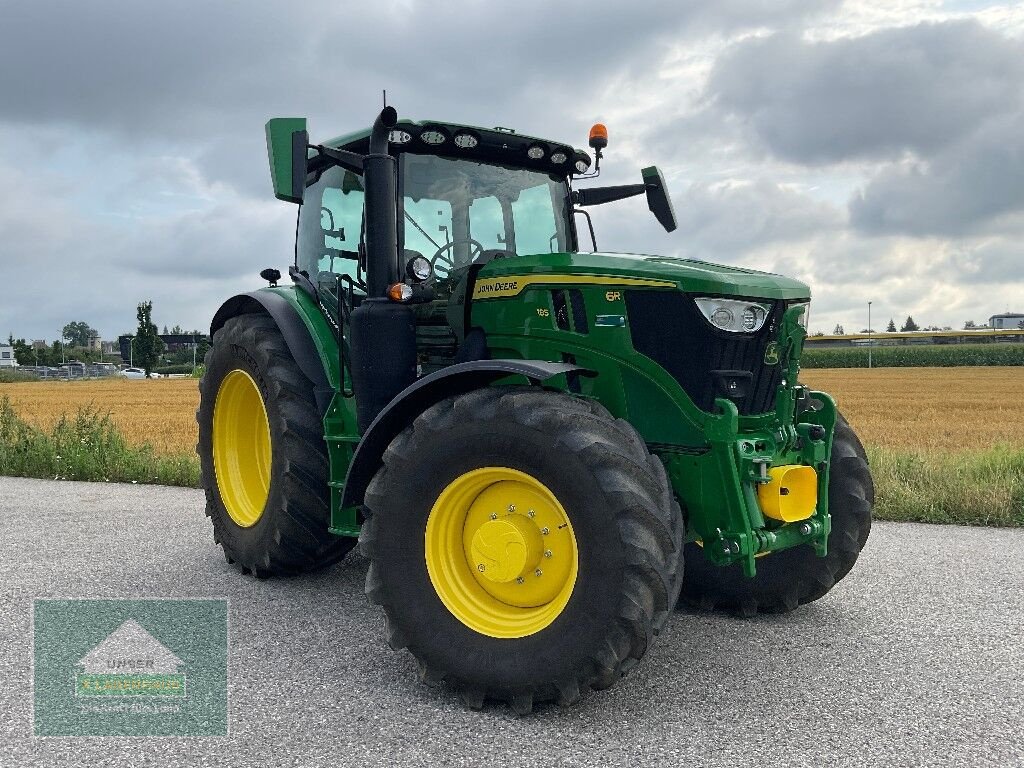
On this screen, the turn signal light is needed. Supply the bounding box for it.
[388,283,413,302]
[588,123,608,150]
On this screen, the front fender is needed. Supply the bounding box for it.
[211,288,337,415]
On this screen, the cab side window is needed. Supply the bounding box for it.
[296,167,365,298]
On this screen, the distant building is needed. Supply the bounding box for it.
[989,313,1024,330]
[31,339,47,349]
[87,332,103,351]
[0,344,16,367]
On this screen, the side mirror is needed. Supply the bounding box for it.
[265,117,308,204]
[641,166,677,232]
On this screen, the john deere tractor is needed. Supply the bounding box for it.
[198,105,872,713]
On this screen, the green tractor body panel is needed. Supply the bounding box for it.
[248,112,841,578]
[473,250,811,301]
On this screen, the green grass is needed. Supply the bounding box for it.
[802,342,1024,368]
[0,397,1020,527]
[867,445,1023,527]
[0,369,41,383]
[0,397,199,487]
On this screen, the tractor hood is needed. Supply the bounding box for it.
[476,251,811,301]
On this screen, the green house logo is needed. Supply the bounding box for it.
[75,619,187,698]
[34,599,227,736]
[763,341,780,366]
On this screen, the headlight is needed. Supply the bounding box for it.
[695,298,772,333]
[527,145,545,159]
[420,129,446,145]
[406,255,433,282]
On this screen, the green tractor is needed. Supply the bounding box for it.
[198,105,872,713]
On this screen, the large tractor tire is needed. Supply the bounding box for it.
[197,314,354,576]
[359,387,684,713]
[680,413,873,615]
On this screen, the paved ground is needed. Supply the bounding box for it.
[0,476,1021,767]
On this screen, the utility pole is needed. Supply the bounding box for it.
[867,301,873,369]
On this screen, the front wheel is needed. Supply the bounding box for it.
[680,413,873,615]
[359,387,683,713]
[197,314,354,576]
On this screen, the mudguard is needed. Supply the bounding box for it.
[340,359,595,509]
[210,292,335,415]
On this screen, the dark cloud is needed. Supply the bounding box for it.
[705,20,1024,164]
[849,110,1024,235]
[0,0,837,139]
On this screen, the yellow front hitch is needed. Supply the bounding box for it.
[756,464,818,522]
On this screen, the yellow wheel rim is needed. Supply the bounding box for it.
[212,369,272,528]
[425,467,578,639]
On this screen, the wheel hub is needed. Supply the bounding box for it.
[424,467,579,638]
[470,516,544,583]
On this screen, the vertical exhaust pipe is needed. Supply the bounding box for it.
[349,106,417,433]
[363,106,399,297]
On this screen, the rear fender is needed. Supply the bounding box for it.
[339,360,594,509]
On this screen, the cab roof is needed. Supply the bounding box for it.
[322,119,590,177]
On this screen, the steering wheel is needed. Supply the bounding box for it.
[430,238,485,282]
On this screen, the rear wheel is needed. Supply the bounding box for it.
[680,413,873,615]
[197,314,354,576]
[359,387,684,713]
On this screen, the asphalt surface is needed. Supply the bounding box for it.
[1,476,1022,767]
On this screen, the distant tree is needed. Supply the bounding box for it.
[886,318,897,332]
[134,301,165,377]
[62,321,97,348]
[833,324,845,335]
[963,320,976,330]
[162,325,169,335]
[900,316,919,332]
[170,324,184,335]
[9,337,35,365]
[811,330,825,337]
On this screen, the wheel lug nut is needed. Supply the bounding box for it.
[544,550,553,558]
[489,513,497,520]
[527,509,535,518]
[516,576,525,584]
[508,504,516,512]
[540,527,549,535]
[534,569,543,577]
[477,564,486,572]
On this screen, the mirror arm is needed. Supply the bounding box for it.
[310,144,366,175]
[572,183,647,207]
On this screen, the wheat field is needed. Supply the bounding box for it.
[800,367,1023,451]
[0,367,1020,455]
[0,379,201,455]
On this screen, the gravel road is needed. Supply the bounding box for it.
[1,476,1021,767]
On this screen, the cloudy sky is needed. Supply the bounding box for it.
[1,0,1022,341]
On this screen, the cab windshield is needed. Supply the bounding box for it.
[400,154,572,279]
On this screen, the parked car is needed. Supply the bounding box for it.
[120,367,147,379]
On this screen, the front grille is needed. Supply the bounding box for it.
[625,290,786,415]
